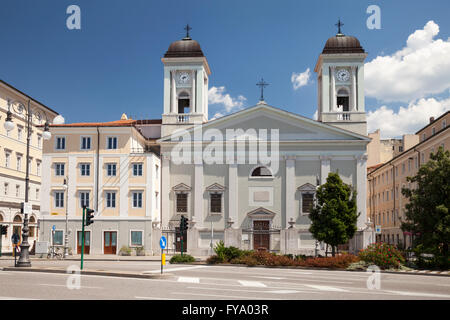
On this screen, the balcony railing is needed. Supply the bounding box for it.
[177,114,190,123]
[337,113,351,121]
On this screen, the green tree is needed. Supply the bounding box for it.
[309,172,359,256]
[401,147,450,268]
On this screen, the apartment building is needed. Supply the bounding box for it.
[39,115,161,255]
[0,80,59,254]
[367,111,450,248]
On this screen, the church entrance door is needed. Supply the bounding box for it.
[253,220,270,251]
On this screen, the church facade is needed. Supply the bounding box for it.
[158,29,373,255]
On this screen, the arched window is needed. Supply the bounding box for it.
[178,91,190,114]
[251,166,272,177]
[0,212,4,222]
[337,88,349,112]
[29,216,36,224]
[13,215,22,223]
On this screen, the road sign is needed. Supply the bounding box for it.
[160,236,167,249]
[22,202,32,215]
[52,225,56,231]
[375,225,381,234]
[162,253,166,266]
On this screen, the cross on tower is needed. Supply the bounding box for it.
[256,78,269,102]
[184,24,192,39]
[335,19,344,35]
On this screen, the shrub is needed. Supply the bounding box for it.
[206,255,224,264]
[298,254,359,269]
[135,246,145,256]
[358,242,405,269]
[119,246,132,256]
[223,246,243,261]
[213,241,226,261]
[169,254,195,264]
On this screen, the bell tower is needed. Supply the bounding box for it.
[314,21,368,136]
[161,25,211,137]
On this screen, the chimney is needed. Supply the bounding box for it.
[429,116,435,123]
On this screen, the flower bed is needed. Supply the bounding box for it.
[358,242,405,269]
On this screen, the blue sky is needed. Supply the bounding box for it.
[1,0,449,137]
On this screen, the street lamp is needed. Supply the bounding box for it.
[4,99,52,267]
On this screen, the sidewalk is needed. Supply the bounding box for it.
[0,254,209,262]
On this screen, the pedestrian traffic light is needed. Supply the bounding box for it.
[85,208,95,226]
[184,216,189,230]
[0,225,7,235]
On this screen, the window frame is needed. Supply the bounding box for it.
[132,163,143,177]
[132,191,143,208]
[55,163,65,176]
[106,191,116,208]
[80,136,92,150]
[106,163,117,176]
[79,191,90,208]
[54,191,65,208]
[80,163,91,176]
[54,136,66,151]
[130,230,144,247]
[106,136,118,150]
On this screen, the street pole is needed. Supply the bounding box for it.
[64,177,69,257]
[17,100,32,267]
[0,230,2,257]
[81,207,85,270]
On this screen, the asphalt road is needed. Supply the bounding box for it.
[0,260,449,300]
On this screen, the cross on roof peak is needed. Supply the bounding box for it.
[184,24,192,39]
[256,78,269,102]
[335,19,344,35]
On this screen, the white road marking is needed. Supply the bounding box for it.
[238,280,267,287]
[0,296,37,300]
[144,265,206,273]
[171,292,279,300]
[305,285,348,292]
[268,290,302,294]
[39,283,102,289]
[385,290,450,299]
[177,276,200,283]
[252,276,285,280]
[135,296,180,300]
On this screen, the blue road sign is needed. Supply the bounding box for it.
[160,236,167,249]
[52,225,56,231]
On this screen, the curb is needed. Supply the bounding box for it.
[2,267,174,280]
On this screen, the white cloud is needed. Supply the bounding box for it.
[291,68,311,90]
[313,110,318,120]
[208,86,246,113]
[365,21,450,102]
[367,97,450,138]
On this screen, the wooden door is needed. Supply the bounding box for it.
[253,220,270,251]
[77,231,90,254]
[175,227,187,253]
[104,231,117,254]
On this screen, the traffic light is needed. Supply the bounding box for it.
[1,225,7,235]
[85,208,95,226]
[180,215,189,232]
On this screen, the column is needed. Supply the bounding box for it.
[320,156,331,185]
[192,70,196,113]
[351,66,357,111]
[161,154,170,227]
[228,163,238,227]
[355,154,368,229]
[285,156,296,228]
[194,163,203,227]
[330,66,336,112]
[171,70,177,113]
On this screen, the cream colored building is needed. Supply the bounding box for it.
[367,111,450,248]
[39,116,161,255]
[0,80,59,254]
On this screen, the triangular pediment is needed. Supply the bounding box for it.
[247,207,277,218]
[205,183,226,192]
[172,183,191,192]
[159,103,369,143]
[297,183,317,192]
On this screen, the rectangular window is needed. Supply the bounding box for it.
[130,231,143,246]
[302,193,314,214]
[80,191,90,208]
[17,126,23,141]
[36,188,40,200]
[36,161,41,176]
[155,165,159,180]
[432,127,436,135]
[210,193,222,213]
[53,230,64,245]
[155,192,159,210]
[106,191,116,208]
[5,151,11,168]
[55,191,64,208]
[132,192,143,208]
[443,119,447,129]
[402,163,405,174]
[15,185,20,197]
[176,193,188,213]
[107,163,117,176]
[55,163,65,176]
[408,160,411,171]
[55,137,66,150]
[399,146,403,152]
[81,136,91,150]
[16,155,22,171]
[80,163,91,176]
[37,134,42,148]
[107,137,118,149]
[133,163,143,176]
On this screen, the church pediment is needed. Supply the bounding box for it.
[172,183,192,192]
[297,183,317,192]
[205,183,226,192]
[247,207,277,218]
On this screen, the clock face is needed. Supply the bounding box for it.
[178,72,190,84]
[336,69,350,82]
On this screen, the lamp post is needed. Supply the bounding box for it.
[63,177,69,257]
[4,99,52,267]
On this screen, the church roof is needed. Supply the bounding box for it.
[322,34,365,54]
[164,37,205,58]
